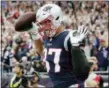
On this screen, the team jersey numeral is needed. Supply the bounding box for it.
[44,48,62,72]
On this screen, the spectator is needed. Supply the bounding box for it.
[33,60,46,72]
[21,56,34,75]
[96,37,108,71]
[28,71,45,88]
[85,61,103,88]
[10,63,28,88]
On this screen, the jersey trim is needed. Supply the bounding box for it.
[64,32,70,51]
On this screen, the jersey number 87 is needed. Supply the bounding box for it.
[44,48,62,73]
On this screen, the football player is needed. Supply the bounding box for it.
[18,4,92,88]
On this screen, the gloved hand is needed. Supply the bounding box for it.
[69,25,88,46]
[28,22,41,40]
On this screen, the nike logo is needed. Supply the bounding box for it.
[47,43,52,46]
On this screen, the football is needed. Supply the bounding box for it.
[15,12,36,32]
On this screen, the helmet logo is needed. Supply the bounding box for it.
[43,6,52,13]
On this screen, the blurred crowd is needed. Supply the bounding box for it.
[1,1,108,74]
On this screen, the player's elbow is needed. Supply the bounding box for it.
[34,39,44,56]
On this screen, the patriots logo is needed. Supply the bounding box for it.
[43,6,52,12]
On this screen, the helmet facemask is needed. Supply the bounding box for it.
[37,15,61,37]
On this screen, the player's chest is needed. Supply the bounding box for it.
[44,37,64,49]
[43,38,65,62]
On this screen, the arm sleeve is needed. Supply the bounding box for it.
[64,32,91,81]
[70,46,91,81]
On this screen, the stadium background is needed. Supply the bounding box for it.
[1,1,109,87]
